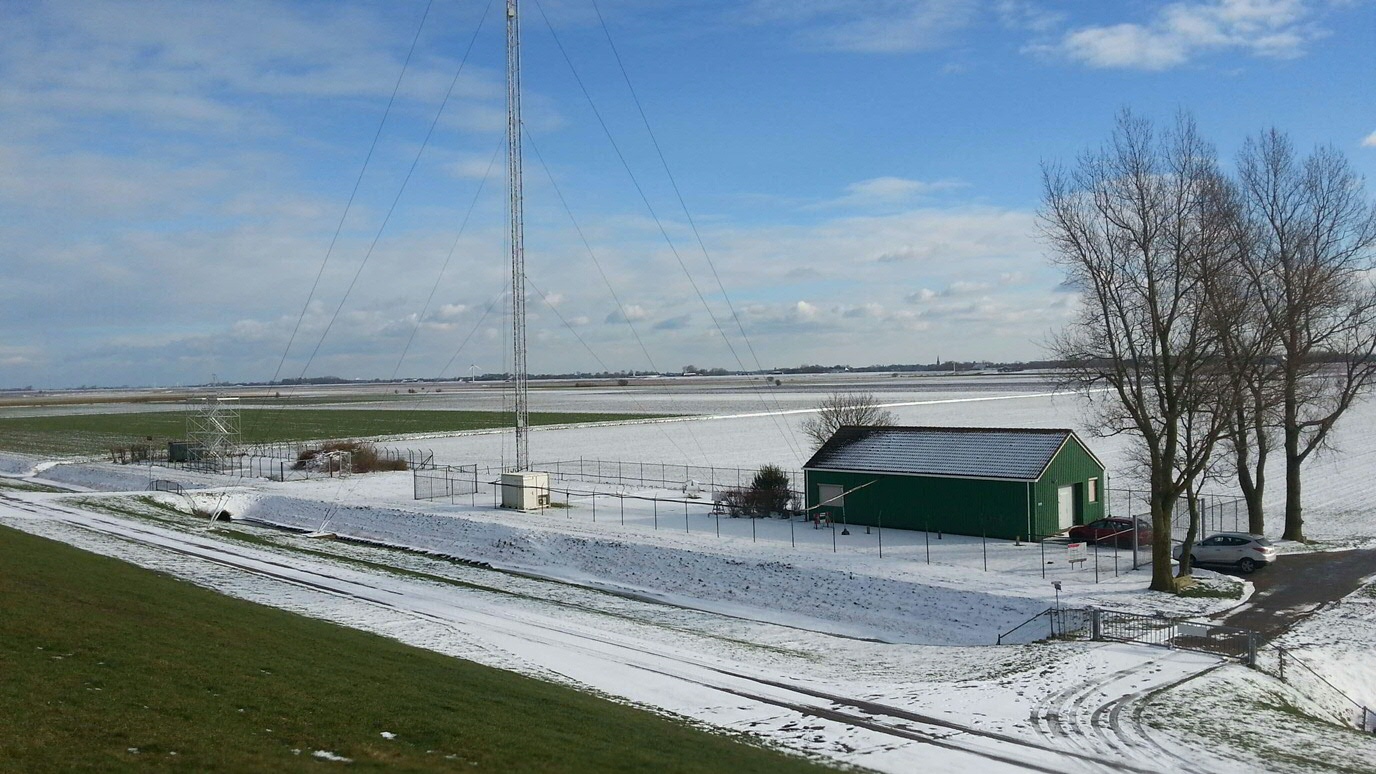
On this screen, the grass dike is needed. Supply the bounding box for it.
[0,524,835,773]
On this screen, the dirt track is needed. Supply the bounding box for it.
[1213,548,1376,640]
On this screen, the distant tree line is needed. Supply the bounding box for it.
[1044,110,1376,592]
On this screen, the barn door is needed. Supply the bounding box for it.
[1057,485,1075,530]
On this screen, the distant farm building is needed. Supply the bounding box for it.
[802,426,1106,541]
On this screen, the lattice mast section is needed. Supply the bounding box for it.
[187,395,240,468]
[506,0,530,470]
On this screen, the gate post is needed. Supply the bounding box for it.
[1090,608,1102,641]
[1246,633,1258,667]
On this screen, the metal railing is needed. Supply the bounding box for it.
[1252,645,1375,732]
[997,606,1374,733]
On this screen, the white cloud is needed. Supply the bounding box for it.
[944,280,992,296]
[1048,0,1319,70]
[1362,131,1376,148]
[432,304,470,321]
[0,1,502,136]
[605,305,651,324]
[818,177,966,210]
[996,0,1066,33]
[740,0,980,54]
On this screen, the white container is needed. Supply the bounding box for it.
[500,471,550,510]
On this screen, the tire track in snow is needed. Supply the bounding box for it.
[1032,649,1222,773]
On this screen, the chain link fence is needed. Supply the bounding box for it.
[1108,487,1248,539]
[523,458,803,497]
[414,464,480,502]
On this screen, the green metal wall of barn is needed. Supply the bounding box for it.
[1028,435,1106,535]
[805,435,1105,541]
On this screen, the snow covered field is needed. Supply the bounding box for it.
[4,376,1376,771]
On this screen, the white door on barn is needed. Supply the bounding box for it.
[1057,485,1075,531]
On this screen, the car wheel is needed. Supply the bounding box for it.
[1238,558,1259,573]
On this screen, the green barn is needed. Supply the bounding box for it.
[803,426,1106,541]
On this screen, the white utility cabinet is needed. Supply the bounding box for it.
[501,471,550,510]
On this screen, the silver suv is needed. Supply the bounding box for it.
[1174,532,1278,573]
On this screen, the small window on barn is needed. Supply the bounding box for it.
[818,484,845,509]
[1087,478,1099,503]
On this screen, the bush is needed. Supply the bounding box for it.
[293,441,408,474]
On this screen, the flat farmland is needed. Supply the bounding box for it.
[0,408,666,456]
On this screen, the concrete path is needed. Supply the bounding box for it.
[1213,547,1376,641]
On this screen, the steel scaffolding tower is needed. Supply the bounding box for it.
[187,395,240,471]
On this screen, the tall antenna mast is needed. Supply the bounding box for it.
[506,0,530,469]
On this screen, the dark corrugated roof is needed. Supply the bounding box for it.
[803,426,1080,481]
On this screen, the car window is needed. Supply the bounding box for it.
[1201,537,1219,545]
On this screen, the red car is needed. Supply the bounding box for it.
[1068,517,1152,547]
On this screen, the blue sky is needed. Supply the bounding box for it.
[2,0,1375,388]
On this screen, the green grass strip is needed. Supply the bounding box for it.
[0,524,833,773]
[0,408,671,456]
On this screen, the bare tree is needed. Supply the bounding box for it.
[1203,188,1285,535]
[801,392,896,451]
[1042,111,1239,592]
[1233,131,1376,541]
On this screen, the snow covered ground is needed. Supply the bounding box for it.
[4,376,1376,771]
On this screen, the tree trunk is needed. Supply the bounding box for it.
[1282,420,1305,541]
[1150,480,1177,592]
[1237,448,1267,535]
[1176,488,1200,578]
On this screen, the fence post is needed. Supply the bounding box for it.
[752,516,756,543]
[982,516,987,572]
[925,521,930,565]
[620,493,625,526]
[653,498,658,530]
[1041,538,1046,579]
[685,499,689,533]
[1091,608,1102,641]
[878,510,883,559]
[1246,633,1258,667]
[790,517,794,548]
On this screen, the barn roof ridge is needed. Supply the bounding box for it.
[833,424,1073,435]
[803,425,1095,481]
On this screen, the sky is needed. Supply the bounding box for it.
[2,0,1375,389]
